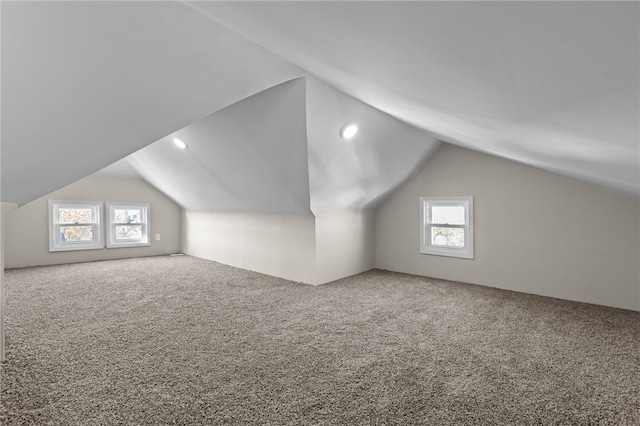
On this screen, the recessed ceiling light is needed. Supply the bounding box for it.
[340,123,358,139]
[173,137,188,149]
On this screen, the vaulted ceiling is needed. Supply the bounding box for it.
[1,1,303,204]
[2,2,638,210]
[125,77,439,213]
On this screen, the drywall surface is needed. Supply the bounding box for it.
[314,209,375,284]
[1,203,18,361]
[2,1,303,204]
[182,209,375,285]
[4,176,181,268]
[305,76,441,210]
[128,78,312,215]
[182,210,317,284]
[1,210,3,361]
[375,144,640,311]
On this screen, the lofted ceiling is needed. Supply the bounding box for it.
[2,1,638,211]
[190,1,639,196]
[305,76,440,211]
[0,1,303,203]
[127,78,313,215]
[117,76,439,213]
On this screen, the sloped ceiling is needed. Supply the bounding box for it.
[190,1,640,197]
[2,1,638,209]
[127,78,312,215]
[305,76,440,210]
[0,1,302,203]
[117,76,439,213]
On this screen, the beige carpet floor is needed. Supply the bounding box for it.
[1,255,639,425]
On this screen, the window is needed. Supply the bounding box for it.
[49,201,103,251]
[106,202,150,248]
[420,196,474,259]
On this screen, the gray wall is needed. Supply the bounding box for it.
[182,210,317,283]
[182,209,375,285]
[314,209,375,284]
[4,175,182,268]
[0,203,19,361]
[375,144,640,311]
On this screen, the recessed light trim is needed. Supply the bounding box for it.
[340,123,358,139]
[173,137,188,149]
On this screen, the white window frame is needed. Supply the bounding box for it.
[420,196,474,259]
[49,200,103,252]
[106,202,150,248]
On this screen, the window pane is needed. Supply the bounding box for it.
[115,224,142,240]
[114,209,142,224]
[431,227,465,247]
[59,208,93,224]
[431,206,465,225]
[61,226,94,242]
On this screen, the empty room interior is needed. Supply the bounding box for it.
[1,2,639,425]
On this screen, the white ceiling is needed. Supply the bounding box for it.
[2,1,638,210]
[1,1,302,203]
[305,76,440,211]
[117,76,439,213]
[190,1,639,196]
[128,78,313,215]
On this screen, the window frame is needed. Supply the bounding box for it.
[106,202,150,248]
[420,196,474,259]
[48,200,103,252]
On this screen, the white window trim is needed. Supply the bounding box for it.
[49,200,103,252]
[106,202,150,248]
[420,196,474,259]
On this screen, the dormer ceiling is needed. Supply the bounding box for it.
[2,1,638,208]
[191,1,639,196]
[127,78,313,215]
[121,76,439,213]
[1,1,303,203]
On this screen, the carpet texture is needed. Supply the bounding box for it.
[1,255,639,425]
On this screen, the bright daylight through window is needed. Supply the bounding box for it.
[49,201,103,251]
[420,196,474,259]
[106,202,150,248]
